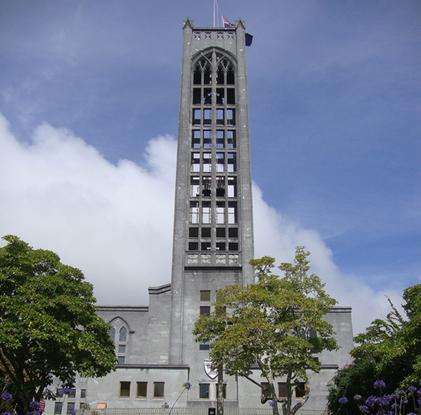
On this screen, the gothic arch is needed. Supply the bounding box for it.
[108,316,131,332]
[191,47,237,68]
[108,316,130,364]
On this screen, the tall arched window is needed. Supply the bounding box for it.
[119,326,127,342]
[188,49,239,256]
[108,318,129,365]
[117,326,128,364]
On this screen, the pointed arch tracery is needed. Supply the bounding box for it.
[192,48,236,87]
[188,47,240,260]
[108,317,129,365]
[119,326,127,342]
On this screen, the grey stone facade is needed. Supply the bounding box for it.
[46,19,353,415]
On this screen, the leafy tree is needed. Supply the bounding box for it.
[0,235,116,414]
[194,247,337,415]
[328,283,421,414]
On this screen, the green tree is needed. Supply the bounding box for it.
[0,235,116,414]
[328,283,421,414]
[194,247,337,415]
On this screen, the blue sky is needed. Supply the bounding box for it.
[0,0,420,302]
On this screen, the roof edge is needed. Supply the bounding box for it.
[116,364,189,370]
[148,282,171,295]
[96,305,149,312]
[329,306,352,313]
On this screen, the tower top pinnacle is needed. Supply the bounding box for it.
[183,18,246,31]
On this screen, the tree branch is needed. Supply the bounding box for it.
[243,374,262,388]
[0,347,17,382]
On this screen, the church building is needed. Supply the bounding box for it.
[47,19,353,415]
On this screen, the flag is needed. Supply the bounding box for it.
[245,32,253,46]
[221,16,236,29]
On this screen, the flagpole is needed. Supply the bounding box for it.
[213,0,216,28]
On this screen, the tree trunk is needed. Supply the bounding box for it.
[216,364,224,415]
[286,371,293,415]
[269,382,280,415]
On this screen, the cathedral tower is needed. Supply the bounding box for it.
[45,18,354,414]
[169,19,254,371]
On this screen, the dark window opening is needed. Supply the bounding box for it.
[216,88,224,105]
[228,227,238,238]
[199,343,210,351]
[216,177,225,197]
[216,228,226,238]
[228,242,239,251]
[200,306,211,315]
[189,227,199,238]
[54,402,63,415]
[199,383,210,399]
[216,109,224,125]
[80,389,86,399]
[201,242,211,251]
[226,108,235,125]
[227,68,235,84]
[193,88,201,104]
[68,388,76,398]
[202,177,211,197]
[295,383,306,398]
[204,88,212,104]
[200,290,211,301]
[120,381,131,397]
[216,242,226,251]
[204,67,212,85]
[193,66,201,84]
[216,188,225,197]
[217,67,225,84]
[153,382,165,398]
[117,355,125,365]
[137,382,147,398]
[193,109,201,125]
[201,227,211,238]
[227,88,235,104]
[189,242,199,251]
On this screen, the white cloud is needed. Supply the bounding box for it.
[0,114,402,332]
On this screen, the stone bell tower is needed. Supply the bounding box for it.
[169,18,254,402]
